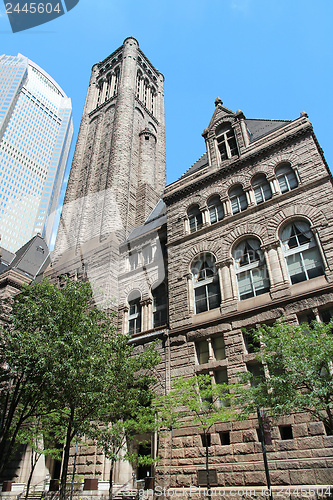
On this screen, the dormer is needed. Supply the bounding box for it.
[202,98,250,170]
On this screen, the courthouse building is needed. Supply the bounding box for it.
[5,37,333,493]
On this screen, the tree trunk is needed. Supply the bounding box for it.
[205,433,211,500]
[109,458,115,500]
[25,451,40,500]
[59,408,74,500]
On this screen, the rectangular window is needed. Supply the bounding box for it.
[196,340,209,364]
[212,336,226,360]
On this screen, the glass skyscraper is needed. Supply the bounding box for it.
[0,54,73,252]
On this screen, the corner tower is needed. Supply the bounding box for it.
[54,37,166,257]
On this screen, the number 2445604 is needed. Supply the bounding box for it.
[5,3,62,14]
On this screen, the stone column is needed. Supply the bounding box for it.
[218,259,237,313]
[200,206,209,226]
[245,186,255,207]
[267,174,279,196]
[262,241,290,299]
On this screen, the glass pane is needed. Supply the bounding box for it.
[196,340,209,364]
[287,254,306,284]
[254,186,264,204]
[239,193,248,211]
[262,182,272,200]
[252,267,270,294]
[212,336,226,360]
[278,175,288,193]
[215,369,228,385]
[208,282,221,310]
[209,206,217,223]
[303,247,323,273]
[195,286,208,313]
[231,196,239,214]
[237,272,253,299]
[287,171,298,189]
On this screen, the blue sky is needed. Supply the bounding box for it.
[1,0,332,191]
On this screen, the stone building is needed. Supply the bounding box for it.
[16,37,333,493]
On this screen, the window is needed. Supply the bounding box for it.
[200,434,211,447]
[216,124,238,161]
[276,163,298,193]
[207,195,224,224]
[219,431,230,445]
[280,221,324,284]
[188,205,203,233]
[129,252,139,271]
[191,254,221,313]
[196,340,209,364]
[212,336,226,360]
[243,331,261,354]
[152,283,167,328]
[128,298,141,335]
[142,245,153,266]
[229,185,248,214]
[215,369,230,407]
[279,425,293,440]
[246,362,265,387]
[233,239,270,300]
[251,174,272,204]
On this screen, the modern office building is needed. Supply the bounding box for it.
[0,54,73,253]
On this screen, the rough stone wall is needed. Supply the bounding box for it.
[53,38,166,262]
[156,112,333,490]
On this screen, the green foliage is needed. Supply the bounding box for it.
[154,373,236,432]
[239,320,333,433]
[0,277,160,500]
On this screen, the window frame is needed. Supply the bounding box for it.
[191,253,221,314]
[233,239,270,300]
[280,221,324,285]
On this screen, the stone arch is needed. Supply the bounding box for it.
[200,187,223,205]
[224,174,250,192]
[120,286,144,306]
[185,194,203,211]
[222,222,267,260]
[182,241,223,275]
[267,204,328,241]
[135,106,144,119]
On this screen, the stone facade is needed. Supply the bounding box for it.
[14,39,333,494]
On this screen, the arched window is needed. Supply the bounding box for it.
[229,185,248,214]
[251,174,272,204]
[207,195,224,224]
[276,163,298,193]
[233,239,270,300]
[113,68,120,96]
[191,253,221,313]
[152,283,167,328]
[136,71,142,99]
[96,82,103,107]
[151,87,156,115]
[187,204,203,233]
[216,124,238,161]
[128,294,141,334]
[280,221,324,284]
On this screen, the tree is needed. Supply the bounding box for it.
[0,278,160,500]
[239,320,333,434]
[89,341,160,500]
[16,412,63,500]
[154,374,236,499]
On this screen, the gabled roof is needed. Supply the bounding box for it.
[245,118,291,142]
[179,153,209,180]
[207,98,236,131]
[1,234,50,281]
[126,199,167,242]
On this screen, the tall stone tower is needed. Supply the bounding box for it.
[49,38,166,306]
